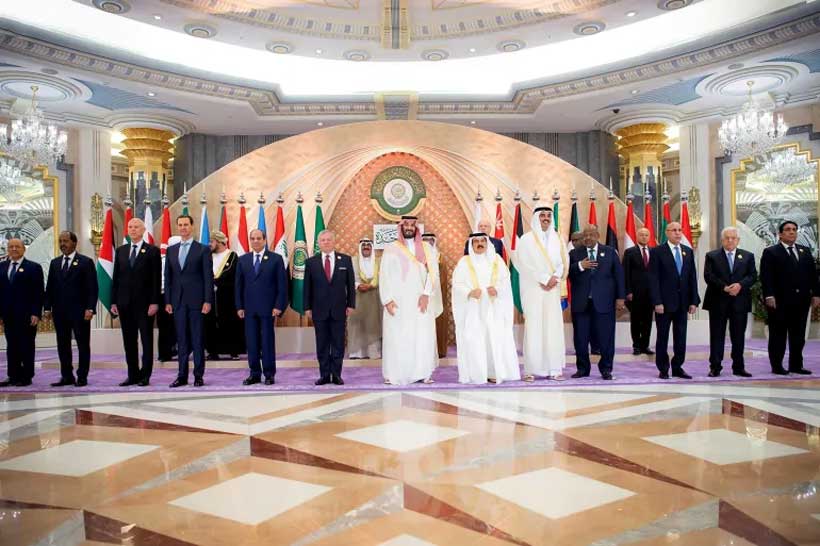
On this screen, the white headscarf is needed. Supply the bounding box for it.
[357,239,375,279]
[530,208,564,272]
[467,233,496,277]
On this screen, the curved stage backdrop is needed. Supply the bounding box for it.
[164,121,632,340]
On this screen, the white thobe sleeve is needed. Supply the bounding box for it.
[378,252,393,306]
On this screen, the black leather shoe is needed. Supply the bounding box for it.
[632,349,642,355]
[138,379,150,387]
[0,379,13,387]
[733,370,752,378]
[708,370,721,378]
[570,371,589,379]
[119,379,138,387]
[51,378,75,387]
[15,380,31,387]
[789,368,812,375]
[601,373,613,380]
[672,371,692,379]
[315,377,331,385]
[243,376,261,386]
[643,349,655,355]
[207,354,221,361]
[771,368,789,375]
[76,378,87,387]
[658,373,670,379]
[169,378,188,388]
[194,378,204,387]
[264,377,275,385]
[332,376,344,385]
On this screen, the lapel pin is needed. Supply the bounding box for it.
[737,255,743,260]
[263,255,269,260]
[682,251,687,256]
[799,248,804,253]
[600,252,605,257]
[17,267,24,272]
[140,249,146,254]
[72,261,78,266]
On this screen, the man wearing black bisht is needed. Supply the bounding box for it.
[206,231,245,360]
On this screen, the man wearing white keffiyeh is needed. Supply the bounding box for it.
[348,238,382,359]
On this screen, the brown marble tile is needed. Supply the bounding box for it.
[250,436,387,477]
[722,400,807,433]
[623,527,756,545]
[722,491,820,546]
[0,508,79,546]
[84,511,195,546]
[75,409,233,434]
[246,393,354,424]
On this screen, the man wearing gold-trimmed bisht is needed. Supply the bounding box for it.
[205,231,245,360]
[348,238,382,359]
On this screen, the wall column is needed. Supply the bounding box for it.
[72,128,112,257]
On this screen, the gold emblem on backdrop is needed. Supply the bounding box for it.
[370,165,427,221]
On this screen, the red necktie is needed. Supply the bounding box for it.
[642,246,649,268]
[324,255,331,281]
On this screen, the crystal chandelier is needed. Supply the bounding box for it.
[759,148,816,185]
[718,81,788,161]
[0,158,23,195]
[0,85,68,168]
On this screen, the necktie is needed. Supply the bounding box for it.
[62,256,70,274]
[9,262,18,281]
[254,253,261,275]
[727,251,734,273]
[179,242,190,269]
[324,255,331,281]
[588,248,596,261]
[129,245,137,267]
[674,245,683,274]
[788,246,798,264]
[642,246,649,268]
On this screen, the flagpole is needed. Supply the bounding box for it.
[297,191,304,328]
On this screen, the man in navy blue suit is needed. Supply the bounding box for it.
[164,215,213,388]
[649,222,701,379]
[44,231,98,387]
[304,230,356,385]
[236,229,288,385]
[0,239,44,387]
[568,225,625,380]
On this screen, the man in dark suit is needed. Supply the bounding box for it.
[623,227,655,356]
[236,229,288,385]
[571,230,600,355]
[703,227,757,378]
[760,220,820,375]
[649,222,701,379]
[44,231,98,387]
[568,225,625,380]
[304,230,356,385]
[111,218,161,387]
[164,215,213,388]
[0,239,44,387]
[463,218,505,257]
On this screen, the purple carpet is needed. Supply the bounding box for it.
[1,341,817,393]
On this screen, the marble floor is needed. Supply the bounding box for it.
[1,380,819,545]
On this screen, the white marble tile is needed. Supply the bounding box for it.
[477,467,634,519]
[811,513,820,522]
[148,394,339,418]
[249,393,392,435]
[729,398,820,427]
[378,534,438,546]
[169,472,331,525]
[82,405,251,435]
[643,429,808,465]
[336,419,470,453]
[460,391,653,414]
[0,439,159,476]
[0,410,69,434]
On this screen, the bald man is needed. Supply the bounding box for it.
[623,227,655,355]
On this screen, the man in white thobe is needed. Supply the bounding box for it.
[379,216,441,385]
[452,233,521,384]
[348,238,382,359]
[422,232,447,358]
[514,206,569,381]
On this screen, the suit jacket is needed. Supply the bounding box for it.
[112,242,162,310]
[703,247,757,313]
[760,242,819,308]
[464,236,505,257]
[623,245,652,305]
[0,258,44,320]
[235,250,288,316]
[303,253,356,321]
[648,243,701,312]
[164,240,214,308]
[568,244,625,314]
[44,253,99,320]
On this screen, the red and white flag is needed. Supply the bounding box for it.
[143,204,154,245]
[160,204,171,256]
[122,206,133,245]
[644,199,657,248]
[494,202,508,263]
[234,204,249,256]
[272,203,288,260]
[624,198,637,251]
[681,196,693,248]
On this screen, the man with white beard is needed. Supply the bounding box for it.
[348,238,382,359]
[514,206,569,381]
[379,216,441,384]
[452,233,520,384]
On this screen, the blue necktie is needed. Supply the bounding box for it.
[179,242,190,269]
[9,262,18,282]
[588,248,596,261]
[674,245,682,274]
[727,251,734,273]
[254,253,261,275]
[129,245,137,267]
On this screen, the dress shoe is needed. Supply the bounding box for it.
[206,354,220,361]
[0,379,13,387]
[571,371,589,379]
[789,368,812,375]
[632,349,642,355]
[643,349,655,355]
[672,371,692,379]
[771,368,789,376]
[76,378,87,387]
[264,377,275,385]
[315,377,331,386]
[119,379,138,387]
[15,380,31,386]
[708,370,721,378]
[231,354,240,361]
[332,376,344,385]
[243,376,261,386]
[658,372,670,379]
[733,370,752,378]
[601,373,613,380]
[169,378,188,388]
[51,378,75,387]
[194,378,204,387]
[138,379,150,387]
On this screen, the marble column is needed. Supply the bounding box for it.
[71,128,112,257]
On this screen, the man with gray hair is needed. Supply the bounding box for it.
[703,227,757,377]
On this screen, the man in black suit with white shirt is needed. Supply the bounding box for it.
[623,227,655,356]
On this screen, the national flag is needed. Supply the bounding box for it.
[493,202,508,263]
[552,199,560,232]
[624,199,637,251]
[257,203,267,241]
[569,200,580,239]
[272,203,287,259]
[160,204,171,256]
[312,202,326,255]
[644,199,657,248]
[290,204,308,314]
[96,205,115,313]
[235,204,249,256]
[122,206,133,244]
[681,197,693,248]
[588,199,597,226]
[606,198,619,252]
[473,199,482,232]
[219,204,229,248]
[143,204,154,245]
[659,195,671,245]
[199,205,210,245]
[510,201,524,314]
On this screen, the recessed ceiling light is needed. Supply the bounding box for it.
[630,89,639,94]
[316,121,324,126]
[147,91,156,97]
[315,49,323,55]
[153,14,162,20]
[469,47,476,53]
[626,11,637,17]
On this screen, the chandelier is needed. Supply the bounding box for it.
[0,158,24,199]
[759,148,816,185]
[0,85,68,168]
[718,81,788,161]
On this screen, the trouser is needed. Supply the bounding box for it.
[314,318,346,379]
[628,301,653,351]
[54,314,91,381]
[655,307,688,374]
[3,314,36,382]
[174,305,205,380]
[768,303,810,372]
[119,306,154,380]
[245,314,276,379]
[573,306,615,376]
[708,309,747,373]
